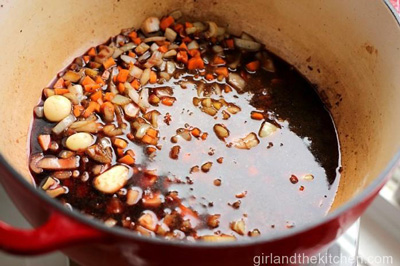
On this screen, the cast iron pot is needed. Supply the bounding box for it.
[0,0,399,265]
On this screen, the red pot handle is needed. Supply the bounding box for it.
[0,212,105,255]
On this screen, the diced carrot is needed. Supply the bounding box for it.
[116,148,125,157]
[83,101,100,118]
[54,88,69,95]
[179,204,199,219]
[146,147,157,154]
[188,49,200,57]
[118,83,125,93]
[126,149,135,158]
[38,135,51,151]
[118,154,135,165]
[161,97,176,106]
[53,78,65,89]
[158,45,168,53]
[205,74,214,81]
[131,79,141,90]
[250,111,264,120]
[81,76,96,86]
[128,51,136,58]
[83,55,90,63]
[187,57,205,70]
[182,36,192,43]
[160,16,175,30]
[133,37,142,45]
[113,138,128,149]
[141,135,155,145]
[103,57,116,70]
[95,76,105,85]
[90,90,103,101]
[84,83,101,93]
[185,22,193,28]
[179,42,188,51]
[88,47,97,56]
[215,67,229,78]
[73,105,84,117]
[177,51,188,64]
[213,56,226,65]
[246,60,260,72]
[149,71,157,84]
[146,128,158,138]
[117,69,130,83]
[64,80,71,87]
[201,132,208,140]
[104,92,115,102]
[128,31,137,41]
[191,128,201,137]
[225,39,235,49]
[224,85,232,93]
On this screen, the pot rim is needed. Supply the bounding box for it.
[0,0,399,249]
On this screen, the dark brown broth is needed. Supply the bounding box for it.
[29,24,340,240]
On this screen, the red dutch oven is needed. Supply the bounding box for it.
[0,0,399,265]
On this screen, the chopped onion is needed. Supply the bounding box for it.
[164,28,177,42]
[52,114,76,135]
[228,73,246,91]
[138,50,151,63]
[187,40,199,50]
[70,120,100,133]
[112,48,124,59]
[120,55,136,64]
[154,87,173,97]
[159,72,170,81]
[234,38,261,52]
[141,17,160,34]
[63,93,79,105]
[193,22,206,32]
[259,121,278,138]
[141,69,151,85]
[129,65,143,79]
[150,43,159,52]
[127,85,140,104]
[212,45,223,54]
[144,51,163,68]
[185,27,197,35]
[69,84,83,100]
[256,51,276,73]
[34,106,44,118]
[143,36,166,43]
[112,94,131,105]
[139,88,150,110]
[136,123,151,138]
[120,42,137,52]
[166,61,176,74]
[163,49,177,58]
[94,46,114,64]
[124,103,140,118]
[30,153,44,174]
[135,43,150,55]
[205,22,218,38]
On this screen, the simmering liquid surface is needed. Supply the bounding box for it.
[29,13,341,240]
